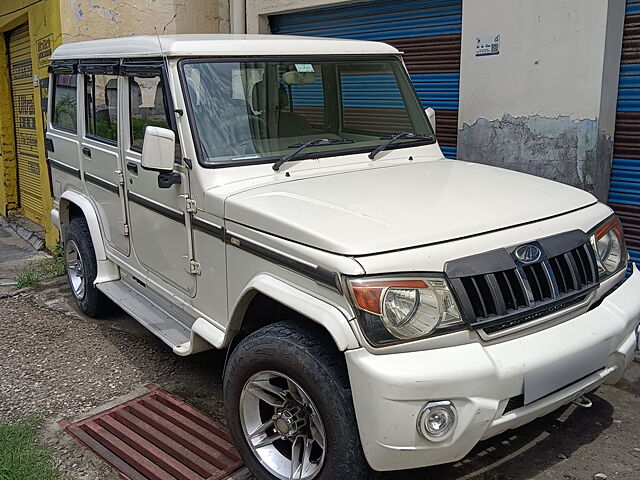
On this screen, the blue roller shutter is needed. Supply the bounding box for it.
[269,0,462,158]
[609,0,640,266]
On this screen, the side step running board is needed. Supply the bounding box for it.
[97,280,192,349]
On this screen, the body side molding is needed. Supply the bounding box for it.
[225,231,342,293]
[48,158,81,178]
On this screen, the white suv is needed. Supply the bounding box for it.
[47,35,640,479]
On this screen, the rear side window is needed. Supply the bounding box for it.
[129,75,173,150]
[52,74,77,131]
[84,74,118,143]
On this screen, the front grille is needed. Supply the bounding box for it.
[446,231,599,333]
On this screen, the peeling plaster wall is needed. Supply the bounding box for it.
[458,115,613,201]
[59,0,230,43]
[458,0,625,202]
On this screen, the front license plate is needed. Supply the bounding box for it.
[523,340,609,405]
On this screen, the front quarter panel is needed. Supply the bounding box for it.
[224,221,363,350]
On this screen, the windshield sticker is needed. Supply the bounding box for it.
[295,64,315,73]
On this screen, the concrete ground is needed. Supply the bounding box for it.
[0,217,48,295]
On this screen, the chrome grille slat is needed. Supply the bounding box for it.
[495,271,517,311]
[486,274,507,316]
[571,249,587,285]
[563,252,579,290]
[551,256,568,292]
[541,260,559,298]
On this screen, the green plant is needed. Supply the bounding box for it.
[14,245,66,290]
[131,116,170,140]
[53,96,77,130]
[0,419,62,480]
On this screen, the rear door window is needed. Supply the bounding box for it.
[52,73,77,131]
[84,73,118,143]
[128,75,173,151]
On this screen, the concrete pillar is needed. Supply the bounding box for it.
[457,0,626,201]
[231,0,246,33]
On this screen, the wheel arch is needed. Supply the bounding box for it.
[227,273,360,352]
[58,190,119,284]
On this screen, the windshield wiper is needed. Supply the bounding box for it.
[368,132,434,159]
[272,138,355,171]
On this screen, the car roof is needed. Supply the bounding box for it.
[50,34,401,60]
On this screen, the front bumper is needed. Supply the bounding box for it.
[346,265,640,472]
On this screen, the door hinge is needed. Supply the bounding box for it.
[122,223,129,236]
[115,170,125,186]
[189,260,201,275]
[185,198,197,214]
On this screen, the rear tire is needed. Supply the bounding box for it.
[224,320,373,480]
[64,217,110,317]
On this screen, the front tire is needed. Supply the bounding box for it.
[64,217,110,317]
[224,321,372,480]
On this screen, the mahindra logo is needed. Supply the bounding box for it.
[514,244,542,264]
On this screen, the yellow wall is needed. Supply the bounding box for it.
[0,0,63,249]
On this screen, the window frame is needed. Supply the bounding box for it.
[83,72,119,146]
[178,55,435,169]
[121,58,179,154]
[49,61,79,134]
[79,59,120,146]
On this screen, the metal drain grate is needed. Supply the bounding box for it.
[60,385,244,480]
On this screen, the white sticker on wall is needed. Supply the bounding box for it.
[476,35,500,56]
[295,64,315,73]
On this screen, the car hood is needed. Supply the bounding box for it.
[224,159,597,256]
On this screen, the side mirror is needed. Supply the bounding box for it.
[141,126,176,172]
[141,126,181,189]
[425,107,436,134]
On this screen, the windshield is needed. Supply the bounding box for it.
[180,57,434,166]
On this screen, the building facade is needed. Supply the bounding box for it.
[240,0,640,264]
[0,0,228,249]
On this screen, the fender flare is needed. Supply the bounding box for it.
[58,190,119,284]
[230,273,360,351]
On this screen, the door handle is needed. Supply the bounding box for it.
[126,162,138,174]
[82,147,91,158]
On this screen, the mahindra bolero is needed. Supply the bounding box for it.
[46,35,640,480]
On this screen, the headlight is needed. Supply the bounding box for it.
[589,216,626,280]
[347,277,464,345]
